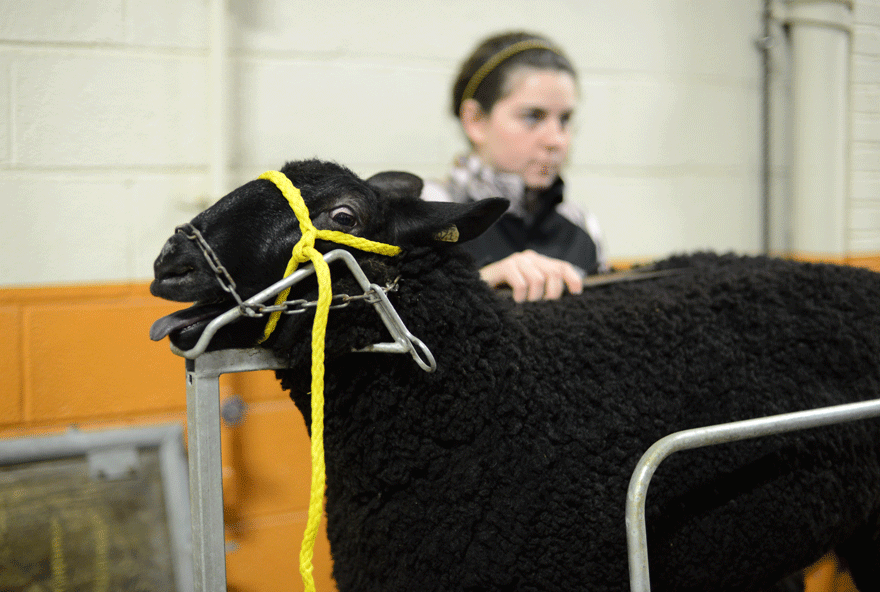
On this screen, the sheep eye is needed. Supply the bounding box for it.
[330,206,357,228]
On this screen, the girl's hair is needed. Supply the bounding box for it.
[451,31,576,119]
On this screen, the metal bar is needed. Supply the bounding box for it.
[581,268,681,288]
[626,397,880,592]
[0,423,183,463]
[171,249,436,373]
[0,423,194,591]
[185,349,288,592]
[172,250,377,359]
[172,263,324,359]
[159,427,196,592]
[186,358,226,592]
[355,282,436,372]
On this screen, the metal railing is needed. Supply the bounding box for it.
[626,397,880,592]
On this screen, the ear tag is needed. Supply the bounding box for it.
[433,225,460,243]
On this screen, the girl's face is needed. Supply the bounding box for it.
[465,68,577,190]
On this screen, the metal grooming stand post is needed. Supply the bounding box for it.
[626,397,880,592]
[184,348,287,592]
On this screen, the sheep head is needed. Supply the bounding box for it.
[150,159,508,353]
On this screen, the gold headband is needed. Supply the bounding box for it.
[461,39,562,104]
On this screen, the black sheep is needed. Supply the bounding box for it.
[150,159,880,592]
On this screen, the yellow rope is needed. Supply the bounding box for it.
[256,170,401,592]
[258,171,401,343]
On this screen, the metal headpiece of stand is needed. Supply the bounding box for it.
[171,248,436,372]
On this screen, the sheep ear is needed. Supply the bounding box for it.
[366,171,508,245]
[441,198,509,243]
[392,197,510,246]
[367,171,424,201]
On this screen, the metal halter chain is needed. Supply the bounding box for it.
[175,222,400,318]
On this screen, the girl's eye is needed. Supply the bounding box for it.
[330,206,357,228]
[560,112,573,128]
[522,110,544,125]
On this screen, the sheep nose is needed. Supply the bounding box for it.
[153,234,198,280]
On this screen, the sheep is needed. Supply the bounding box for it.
[150,159,880,592]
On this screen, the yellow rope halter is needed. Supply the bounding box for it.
[256,170,401,592]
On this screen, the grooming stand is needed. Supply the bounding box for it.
[626,396,880,592]
[183,348,880,592]
[184,348,287,592]
[173,242,880,591]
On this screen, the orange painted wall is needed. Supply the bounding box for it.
[0,282,337,592]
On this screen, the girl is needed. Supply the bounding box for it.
[423,31,606,302]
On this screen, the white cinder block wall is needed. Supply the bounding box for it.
[1,0,878,286]
[853,0,880,252]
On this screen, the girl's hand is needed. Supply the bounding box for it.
[479,250,584,302]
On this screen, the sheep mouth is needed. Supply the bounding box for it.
[150,299,233,342]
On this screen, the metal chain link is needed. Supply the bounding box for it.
[176,223,249,308]
[175,223,398,318]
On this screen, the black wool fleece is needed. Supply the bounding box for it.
[276,250,880,592]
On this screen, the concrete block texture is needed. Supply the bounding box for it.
[1,0,880,287]
[12,52,208,167]
[0,60,9,163]
[233,58,453,170]
[567,172,760,258]
[0,0,208,47]
[1,173,207,285]
[0,0,125,44]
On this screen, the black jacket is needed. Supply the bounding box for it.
[460,178,600,275]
